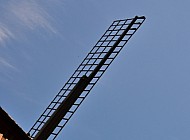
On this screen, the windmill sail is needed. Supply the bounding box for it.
[29,16,146,140]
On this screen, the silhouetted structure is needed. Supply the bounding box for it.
[0,107,30,140]
[0,16,145,140]
[29,16,145,140]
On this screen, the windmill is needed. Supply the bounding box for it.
[0,16,145,140]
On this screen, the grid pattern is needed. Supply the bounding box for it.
[28,16,145,140]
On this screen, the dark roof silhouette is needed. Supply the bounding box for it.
[0,107,30,140]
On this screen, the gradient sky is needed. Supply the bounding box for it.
[1,0,190,140]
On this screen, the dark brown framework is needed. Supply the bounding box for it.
[29,16,146,140]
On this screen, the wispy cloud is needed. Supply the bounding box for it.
[0,0,56,45]
[0,0,57,71]
[0,57,16,70]
[8,0,56,33]
[0,24,14,45]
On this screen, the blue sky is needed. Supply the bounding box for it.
[1,0,190,140]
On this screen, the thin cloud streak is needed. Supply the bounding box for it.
[0,0,58,73]
[0,24,14,45]
[0,1,57,45]
[0,57,16,70]
[9,0,56,33]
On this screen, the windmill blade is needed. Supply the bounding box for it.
[28,16,146,140]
